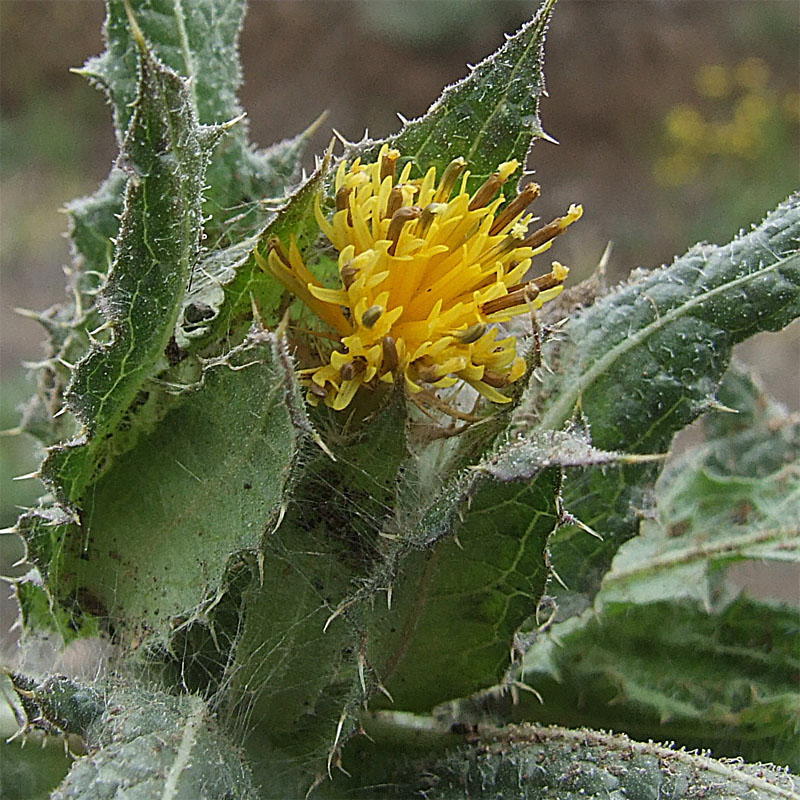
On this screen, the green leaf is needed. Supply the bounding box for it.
[352,0,556,190]
[41,41,218,505]
[537,194,800,448]
[37,332,307,645]
[602,366,800,608]
[80,0,310,242]
[48,684,258,800]
[181,154,330,351]
[514,598,800,770]
[365,428,645,713]
[333,718,800,800]
[531,194,800,616]
[225,397,409,786]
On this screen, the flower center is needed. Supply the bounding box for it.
[255,145,582,410]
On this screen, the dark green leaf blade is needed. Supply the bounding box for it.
[352,0,556,190]
[41,44,217,504]
[514,598,800,770]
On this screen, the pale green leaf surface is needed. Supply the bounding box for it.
[27,333,304,645]
[41,45,216,505]
[331,719,800,800]
[226,399,409,786]
[603,368,800,607]
[49,686,257,800]
[530,195,800,617]
[81,0,308,242]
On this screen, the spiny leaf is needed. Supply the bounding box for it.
[602,366,800,608]
[513,598,800,770]
[41,331,307,646]
[333,718,800,800]
[224,398,409,787]
[41,42,218,505]
[47,684,258,800]
[530,194,800,616]
[80,0,310,242]
[351,0,557,191]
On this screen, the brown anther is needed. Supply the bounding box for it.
[387,205,422,255]
[384,186,405,220]
[482,370,510,388]
[434,157,467,203]
[521,215,570,251]
[308,382,328,398]
[480,283,540,315]
[335,185,352,212]
[455,323,487,344]
[339,357,366,382]
[468,173,505,211]
[360,305,384,329]
[380,149,400,183]
[416,203,447,237]
[267,237,292,269]
[381,336,398,373]
[489,182,541,235]
[340,262,357,289]
[532,270,566,292]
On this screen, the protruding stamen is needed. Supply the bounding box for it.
[489,182,540,235]
[384,186,405,220]
[361,305,384,329]
[387,205,422,255]
[480,230,525,264]
[434,157,467,203]
[454,323,486,344]
[309,382,328,399]
[532,262,569,292]
[521,205,583,250]
[381,336,398,373]
[340,357,366,382]
[267,237,292,269]
[480,284,540,315]
[482,370,510,388]
[335,186,352,212]
[340,262,357,289]
[468,173,504,211]
[380,149,400,183]
[417,203,447,237]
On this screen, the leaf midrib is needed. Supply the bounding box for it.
[540,249,800,432]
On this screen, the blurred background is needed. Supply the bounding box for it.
[1,1,798,587]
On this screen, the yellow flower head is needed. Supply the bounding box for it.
[256,145,582,410]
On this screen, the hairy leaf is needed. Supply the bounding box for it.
[47,685,257,800]
[603,367,800,608]
[40,332,305,645]
[80,0,309,241]
[352,0,556,191]
[366,429,648,713]
[531,194,800,616]
[332,719,800,800]
[41,41,218,505]
[226,397,408,786]
[512,598,800,770]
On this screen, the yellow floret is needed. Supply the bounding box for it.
[256,144,581,409]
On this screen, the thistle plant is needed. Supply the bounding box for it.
[2,1,798,798]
